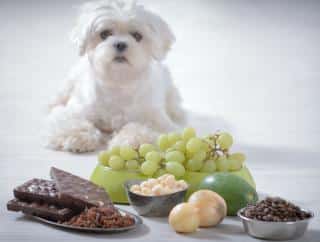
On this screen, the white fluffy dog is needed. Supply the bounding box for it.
[45,0,185,153]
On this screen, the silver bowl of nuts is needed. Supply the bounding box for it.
[237,197,314,240]
[124,174,188,217]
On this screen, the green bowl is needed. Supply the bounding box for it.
[90,164,256,204]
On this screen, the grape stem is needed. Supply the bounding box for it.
[204,134,230,161]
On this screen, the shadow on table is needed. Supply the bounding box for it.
[146,216,167,224]
[212,223,244,235]
[294,229,320,242]
[16,215,150,239]
[181,220,244,240]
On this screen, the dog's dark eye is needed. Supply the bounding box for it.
[100,30,112,40]
[131,31,142,42]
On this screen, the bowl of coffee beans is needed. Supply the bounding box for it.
[237,197,313,240]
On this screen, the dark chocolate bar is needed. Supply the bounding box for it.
[7,199,75,222]
[13,178,59,205]
[50,167,113,210]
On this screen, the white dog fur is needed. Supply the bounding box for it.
[45,0,186,152]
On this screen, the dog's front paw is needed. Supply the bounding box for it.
[108,123,158,149]
[62,132,101,153]
[46,129,102,153]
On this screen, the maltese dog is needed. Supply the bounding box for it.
[45,0,186,153]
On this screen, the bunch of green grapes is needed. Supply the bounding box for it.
[98,127,246,178]
[98,145,140,171]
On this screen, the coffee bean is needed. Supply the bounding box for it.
[242,197,312,222]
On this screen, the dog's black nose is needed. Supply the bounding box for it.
[114,42,127,52]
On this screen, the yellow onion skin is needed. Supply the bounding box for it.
[188,190,227,227]
[168,203,200,233]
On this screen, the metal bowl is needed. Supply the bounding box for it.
[237,207,314,240]
[124,179,187,217]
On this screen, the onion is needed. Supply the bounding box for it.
[188,190,227,227]
[168,203,200,233]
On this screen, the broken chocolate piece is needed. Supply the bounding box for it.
[13,178,81,211]
[14,178,59,205]
[50,167,113,210]
[7,199,75,222]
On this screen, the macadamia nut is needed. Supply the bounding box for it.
[130,174,188,196]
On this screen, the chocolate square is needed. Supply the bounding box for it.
[7,199,75,222]
[50,167,113,210]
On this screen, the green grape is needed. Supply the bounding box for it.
[141,160,158,176]
[154,168,167,177]
[216,132,233,150]
[145,151,162,163]
[165,150,185,163]
[109,155,124,170]
[109,146,120,156]
[139,144,156,157]
[201,160,217,172]
[173,140,186,153]
[228,159,243,171]
[191,150,207,162]
[186,159,203,171]
[186,150,194,160]
[182,127,196,141]
[168,132,182,146]
[98,150,110,166]
[201,141,210,152]
[120,145,138,160]
[125,160,140,171]
[166,147,176,152]
[216,157,229,171]
[165,162,186,178]
[186,137,203,153]
[229,152,246,163]
[157,134,170,151]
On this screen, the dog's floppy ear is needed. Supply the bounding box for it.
[146,11,175,61]
[70,2,102,56]
[70,10,93,56]
[70,22,91,56]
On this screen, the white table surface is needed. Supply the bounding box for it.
[1,0,319,241]
[1,135,319,242]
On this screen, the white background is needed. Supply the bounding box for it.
[0,1,319,242]
[1,0,319,152]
